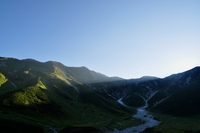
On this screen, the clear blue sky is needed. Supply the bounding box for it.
[1,0,200,79]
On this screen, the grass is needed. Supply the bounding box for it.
[61,126,102,133]
[0,77,142,132]
[0,73,8,86]
[0,118,44,133]
[113,116,143,130]
[0,109,46,132]
[36,77,47,89]
[0,98,142,132]
[0,58,156,132]
[147,112,200,133]
[0,80,13,95]
[3,84,49,106]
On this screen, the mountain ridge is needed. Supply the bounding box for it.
[1,56,200,132]
[1,56,199,80]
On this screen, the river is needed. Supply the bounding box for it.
[38,123,58,133]
[108,98,160,133]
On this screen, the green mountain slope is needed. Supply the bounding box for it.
[1,57,200,133]
[0,57,138,132]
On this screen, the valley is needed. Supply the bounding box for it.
[0,57,200,133]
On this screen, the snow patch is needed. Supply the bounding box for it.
[0,62,6,67]
[153,99,165,107]
[29,72,36,78]
[153,80,158,87]
[145,86,150,89]
[117,98,128,107]
[137,90,159,109]
[103,88,116,100]
[8,70,18,75]
[38,123,58,133]
[153,95,171,107]
[186,76,191,84]
[69,84,79,92]
[9,80,17,90]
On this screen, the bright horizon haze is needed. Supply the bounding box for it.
[1,0,200,79]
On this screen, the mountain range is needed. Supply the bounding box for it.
[0,56,200,133]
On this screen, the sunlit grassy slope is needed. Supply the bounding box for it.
[0,73,8,86]
[0,57,140,132]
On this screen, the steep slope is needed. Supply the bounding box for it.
[120,67,200,113]
[121,77,162,108]
[153,81,200,116]
[0,57,136,132]
[151,67,200,116]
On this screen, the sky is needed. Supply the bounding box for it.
[1,0,200,79]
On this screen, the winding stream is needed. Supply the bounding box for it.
[38,123,58,133]
[109,98,160,133]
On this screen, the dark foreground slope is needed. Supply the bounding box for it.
[0,118,44,133]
